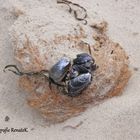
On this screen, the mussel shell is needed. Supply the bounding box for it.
[73,53,94,65]
[69,65,79,79]
[69,64,89,79]
[68,73,92,96]
[49,57,71,83]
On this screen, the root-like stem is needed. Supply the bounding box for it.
[3,65,49,77]
[57,0,87,24]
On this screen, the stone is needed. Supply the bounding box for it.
[9,3,131,123]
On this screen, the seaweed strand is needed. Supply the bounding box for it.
[57,0,87,24]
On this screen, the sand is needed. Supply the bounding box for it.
[0,0,140,140]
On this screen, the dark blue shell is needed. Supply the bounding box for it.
[73,53,94,65]
[67,73,92,97]
[49,57,71,83]
[69,64,89,79]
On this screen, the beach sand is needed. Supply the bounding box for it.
[0,0,140,139]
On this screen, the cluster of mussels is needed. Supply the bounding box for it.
[4,53,97,97]
[49,53,97,96]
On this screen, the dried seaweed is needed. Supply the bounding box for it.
[79,41,92,55]
[3,65,49,77]
[62,121,83,130]
[57,0,87,24]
